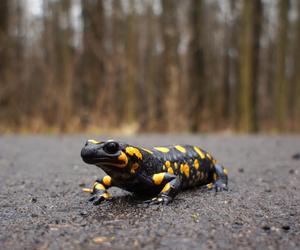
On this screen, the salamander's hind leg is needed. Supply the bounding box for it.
[207,164,228,192]
[144,174,182,205]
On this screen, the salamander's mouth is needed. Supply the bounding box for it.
[81,156,120,165]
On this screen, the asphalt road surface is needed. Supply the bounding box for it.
[0,134,300,250]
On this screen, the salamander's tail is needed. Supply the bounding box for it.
[207,164,228,191]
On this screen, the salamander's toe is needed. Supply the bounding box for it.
[88,192,111,205]
[207,180,228,192]
[144,194,172,205]
[214,179,228,191]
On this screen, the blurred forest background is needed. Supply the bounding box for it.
[0,0,300,133]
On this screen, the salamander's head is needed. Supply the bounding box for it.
[81,139,129,168]
[81,139,145,176]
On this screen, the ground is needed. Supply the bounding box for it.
[0,134,299,250]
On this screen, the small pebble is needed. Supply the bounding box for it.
[133,239,139,247]
[292,153,300,160]
[234,221,243,226]
[30,197,37,203]
[262,225,270,231]
[80,210,88,216]
[238,168,244,173]
[191,213,199,221]
[92,236,113,244]
[282,225,290,231]
[289,169,295,174]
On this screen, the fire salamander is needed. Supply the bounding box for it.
[81,139,228,205]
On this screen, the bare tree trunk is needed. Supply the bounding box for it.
[0,0,26,128]
[238,0,253,131]
[0,0,9,123]
[108,0,125,127]
[251,0,263,132]
[237,0,262,132]
[187,0,205,132]
[275,0,289,130]
[222,24,231,126]
[222,0,239,129]
[39,0,55,125]
[160,0,181,131]
[80,0,105,126]
[122,0,138,125]
[136,3,158,131]
[60,0,73,131]
[291,1,300,129]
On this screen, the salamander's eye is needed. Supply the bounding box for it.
[103,142,120,154]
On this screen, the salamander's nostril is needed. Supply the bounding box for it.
[85,141,89,147]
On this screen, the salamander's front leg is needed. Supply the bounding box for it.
[207,164,228,192]
[145,173,182,205]
[83,175,112,205]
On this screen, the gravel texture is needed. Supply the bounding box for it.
[0,134,300,250]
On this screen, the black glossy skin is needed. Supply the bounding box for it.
[81,140,228,205]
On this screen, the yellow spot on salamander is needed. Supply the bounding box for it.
[125,147,135,156]
[213,173,217,181]
[153,173,165,185]
[223,168,228,175]
[103,176,112,186]
[168,167,174,174]
[118,152,128,166]
[175,145,186,153]
[88,139,100,144]
[94,183,105,190]
[130,163,139,174]
[180,163,190,177]
[141,148,153,154]
[102,192,111,199]
[154,147,170,153]
[184,164,190,177]
[174,162,178,169]
[206,153,212,160]
[165,161,171,168]
[180,164,184,174]
[161,183,171,193]
[125,147,143,160]
[207,183,213,189]
[194,146,205,159]
[162,165,166,171]
[82,188,93,193]
[193,159,199,170]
